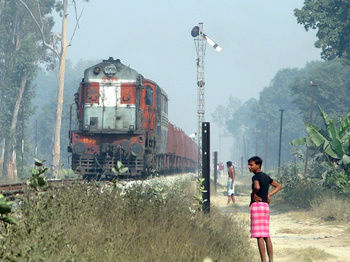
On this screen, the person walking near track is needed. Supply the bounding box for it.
[226,161,235,204]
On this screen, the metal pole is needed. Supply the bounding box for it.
[35,119,38,158]
[21,102,24,177]
[194,23,206,177]
[202,122,210,213]
[304,82,317,174]
[278,109,284,176]
[255,129,258,156]
[265,120,269,172]
[213,151,218,193]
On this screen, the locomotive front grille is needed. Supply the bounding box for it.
[72,153,144,178]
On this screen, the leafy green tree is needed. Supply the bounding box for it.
[290,60,350,128]
[20,0,89,178]
[251,68,306,168]
[0,0,55,180]
[295,1,350,64]
[29,59,99,169]
[225,98,258,161]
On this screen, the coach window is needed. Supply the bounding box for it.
[145,85,153,106]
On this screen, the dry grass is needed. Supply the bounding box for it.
[281,247,335,261]
[311,194,350,223]
[0,178,253,261]
[276,228,319,235]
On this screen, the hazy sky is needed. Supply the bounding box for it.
[62,0,321,161]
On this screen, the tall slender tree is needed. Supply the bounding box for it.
[0,0,53,180]
[20,0,89,177]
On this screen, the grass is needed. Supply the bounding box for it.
[282,247,335,261]
[311,194,350,223]
[0,177,253,261]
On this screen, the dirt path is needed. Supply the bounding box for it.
[211,177,350,262]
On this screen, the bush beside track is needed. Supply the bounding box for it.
[0,174,252,261]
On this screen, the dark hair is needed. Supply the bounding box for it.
[226,161,232,166]
[248,156,263,167]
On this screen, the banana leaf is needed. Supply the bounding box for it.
[339,114,350,137]
[290,136,314,147]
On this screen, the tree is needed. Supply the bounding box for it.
[250,68,306,168]
[211,96,242,162]
[20,0,89,177]
[290,60,350,128]
[295,1,350,64]
[0,0,53,180]
[30,59,98,168]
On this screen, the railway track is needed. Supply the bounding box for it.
[0,172,197,198]
[0,179,83,197]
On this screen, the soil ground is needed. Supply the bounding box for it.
[211,175,350,262]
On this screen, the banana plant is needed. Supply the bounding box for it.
[290,107,350,171]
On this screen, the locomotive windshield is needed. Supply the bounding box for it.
[145,85,153,106]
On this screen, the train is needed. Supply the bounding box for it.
[68,57,198,179]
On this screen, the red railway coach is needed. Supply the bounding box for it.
[68,57,198,179]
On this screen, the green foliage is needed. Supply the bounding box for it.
[111,161,129,176]
[0,194,19,226]
[290,107,350,169]
[190,177,207,213]
[0,0,57,177]
[322,165,350,195]
[290,60,350,128]
[27,159,48,192]
[0,179,252,261]
[222,68,307,166]
[291,107,350,193]
[295,1,350,64]
[277,162,319,208]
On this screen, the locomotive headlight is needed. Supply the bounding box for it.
[130,143,143,156]
[93,67,101,75]
[73,142,86,155]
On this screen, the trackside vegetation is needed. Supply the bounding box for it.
[0,177,252,261]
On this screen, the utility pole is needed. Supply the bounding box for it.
[265,120,269,172]
[21,102,24,177]
[255,129,258,156]
[304,82,317,174]
[191,23,221,177]
[278,109,284,176]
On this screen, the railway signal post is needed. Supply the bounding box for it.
[191,23,221,177]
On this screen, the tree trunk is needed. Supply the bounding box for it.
[0,138,5,177]
[6,73,28,181]
[51,0,68,178]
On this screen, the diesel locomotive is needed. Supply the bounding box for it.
[68,57,198,178]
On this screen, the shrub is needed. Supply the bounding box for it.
[311,193,350,223]
[0,178,252,261]
[277,162,319,208]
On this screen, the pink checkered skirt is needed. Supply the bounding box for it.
[250,202,270,238]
